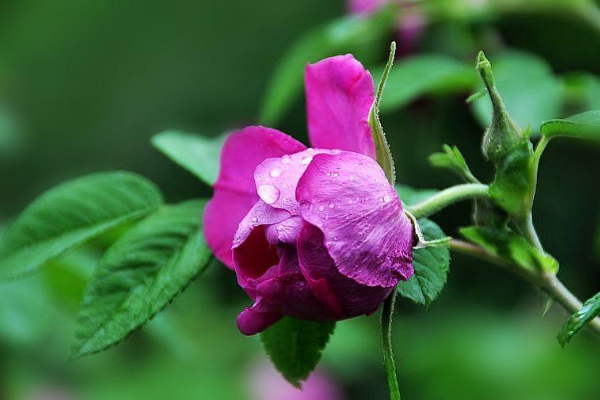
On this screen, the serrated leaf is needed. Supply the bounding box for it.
[488,141,535,218]
[375,55,476,114]
[152,130,227,186]
[395,185,439,207]
[471,51,562,133]
[260,317,335,387]
[557,292,600,347]
[69,200,211,359]
[259,9,395,127]
[460,226,558,274]
[397,219,450,306]
[0,172,163,280]
[540,110,600,140]
[429,144,478,183]
[369,42,396,184]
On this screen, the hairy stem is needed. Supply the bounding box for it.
[407,183,489,219]
[381,290,401,400]
[450,239,600,337]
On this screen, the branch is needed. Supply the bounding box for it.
[406,184,489,219]
[450,239,600,337]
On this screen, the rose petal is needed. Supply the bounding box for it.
[237,305,283,336]
[305,55,376,158]
[234,242,335,335]
[253,149,337,214]
[298,223,392,317]
[296,151,413,287]
[204,126,305,268]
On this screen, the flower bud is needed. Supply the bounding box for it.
[476,51,528,163]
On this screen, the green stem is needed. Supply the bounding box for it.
[381,290,401,400]
[533,135,550,169]
[449,239,600,337]
[406,183,489,219]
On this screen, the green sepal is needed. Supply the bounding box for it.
[488,140,535,219]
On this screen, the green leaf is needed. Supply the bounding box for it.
[557,292,600,347]
[397,219,450,306]
[369,42,396,184]
[429,144,478,183]
[0,172,163,280]
[152,130,227,186]
[395,186,439,207]
[260,317,335,387]
[562,72,600,111]
[471,51,563,134]
[376,55,476,114]
[259,8,396,126]
[460,226,558,274]
[69,200,211,359]
[488,141,535,218]
[540,111,600,140]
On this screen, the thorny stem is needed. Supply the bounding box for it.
[450,239,600,337]
[381,290,402,400]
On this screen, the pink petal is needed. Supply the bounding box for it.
[204,126,305,268]
[296,151,414,287]
[237,305,282,336]
[234,238,336,335]
[232,200,291,283]
[298,223,392,317]
[305,55,376,158]
[253,149,337,215]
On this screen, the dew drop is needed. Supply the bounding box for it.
[269,167,282,178]
[257,184,280,204]
[383,194,392,203]
[318,205,325,212]
[349,176,355,182]
[332,172,339,178]
[326,171,331,177]
[281,154,291,164]
[329,202,335,209]
[301,156,313,165]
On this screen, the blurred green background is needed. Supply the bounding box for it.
[2,0,600,399]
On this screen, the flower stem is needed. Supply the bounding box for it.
[381,289,401,400]
[449,239,600,337]
[406,183,489,219]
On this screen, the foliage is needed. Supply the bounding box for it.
[0,172,163,280]
[260,317,335,387]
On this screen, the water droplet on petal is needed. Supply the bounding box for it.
[383,194,392,203]
[257,185,280,204]
[281,154,291,164]
[326,171,331,177]
[318,205,325,212]
[349,176,355,182]
[329,202,335,209]
[301,156,312,165]
[332,172,339,178]
[270,167,282,178]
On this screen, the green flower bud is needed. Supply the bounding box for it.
[476,51,528,163]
